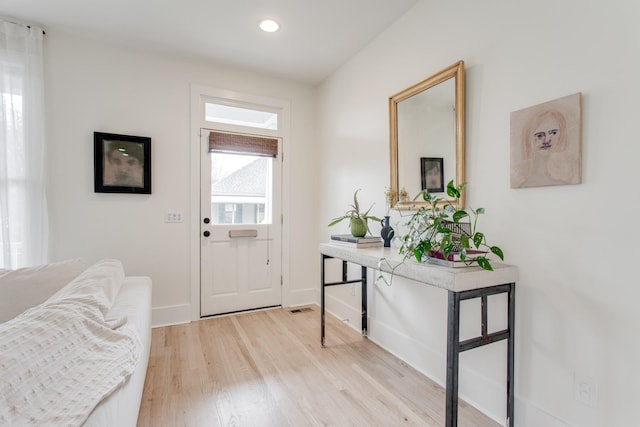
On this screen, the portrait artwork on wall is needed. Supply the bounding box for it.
[510,93,582,188]
[94,132,151,194]
[421,157,444,193]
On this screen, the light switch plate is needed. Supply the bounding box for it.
[165,211,183,223]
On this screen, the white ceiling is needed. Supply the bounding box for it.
[1,0,419,84]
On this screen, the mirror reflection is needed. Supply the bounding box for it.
[397,78,455,197]
[389,61,465,208]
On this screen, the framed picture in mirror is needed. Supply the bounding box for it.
[421,157,444,193]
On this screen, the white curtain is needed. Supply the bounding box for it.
[0,19,47,268]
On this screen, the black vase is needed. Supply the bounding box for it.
[380,215,395,247]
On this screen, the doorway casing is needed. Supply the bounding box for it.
[189,84,291,321]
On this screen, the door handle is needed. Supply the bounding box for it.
[203,230,210,237]
[229,229,258,238]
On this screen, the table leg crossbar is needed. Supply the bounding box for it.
[446,283,516,427]
[320,255,367,347]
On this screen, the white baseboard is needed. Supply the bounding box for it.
[153,289,318,328]
[283,287,317,308]
[323,293,362,330]
[152,303,191,328]
[367,318,444,383]
[515,399,572,427]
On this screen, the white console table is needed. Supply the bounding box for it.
[319,243,518,427]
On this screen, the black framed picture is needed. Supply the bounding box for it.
[94,132,151,194]
[420,157,444,193]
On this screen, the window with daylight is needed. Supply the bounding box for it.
[0,21,47,268]
[207,131,277,225]
[209,153,271,225]
[205,101,278,130]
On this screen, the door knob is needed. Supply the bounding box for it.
[203,230,210,237]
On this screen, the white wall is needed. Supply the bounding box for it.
[44,32,320,325]
[318,0,640,426]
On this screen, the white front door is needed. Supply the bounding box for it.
[200,129,282,316]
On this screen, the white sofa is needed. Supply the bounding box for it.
[0,259,152,427]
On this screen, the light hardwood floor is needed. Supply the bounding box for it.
[137,306,500,427]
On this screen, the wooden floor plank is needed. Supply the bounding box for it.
[137,306,500,427]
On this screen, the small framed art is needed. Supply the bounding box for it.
[94,132,151,194]
[421,157,444,193]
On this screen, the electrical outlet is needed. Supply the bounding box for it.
[574,377,598,408]
[165,211,183,223]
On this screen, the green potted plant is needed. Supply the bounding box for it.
[328,189,381,237]
[398,181,504,271]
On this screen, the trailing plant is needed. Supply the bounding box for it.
[398,180,504,271]
[328,189,381,237]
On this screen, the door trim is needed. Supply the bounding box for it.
[189,84,291,321]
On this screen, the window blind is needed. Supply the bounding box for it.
[209,131,278,157]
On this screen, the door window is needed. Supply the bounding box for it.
[209,153,272,225]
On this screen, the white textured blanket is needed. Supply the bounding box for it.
[0,260,141,426]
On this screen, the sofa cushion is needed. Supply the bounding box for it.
[46,259,125,317]
[0,258,86,323]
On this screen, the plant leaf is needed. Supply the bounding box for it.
[446,180,459,198]
[328,216,347,226]
[362,203,379,221]
[476,257,493,271]
[414,240,431,262]
[440,236,454,257]
[473,232,484,248]
[353,189,361,213]
[490,246,504,260]
[459,233,470,249]
[452,210,468,223]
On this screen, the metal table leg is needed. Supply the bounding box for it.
[320,255,368,346]
[321,254,326,347]
[445,291,461,427]
[507,283,515,427]
[445,284,515,427]
[361,265,367,336]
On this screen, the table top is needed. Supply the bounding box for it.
[320,243,518,293]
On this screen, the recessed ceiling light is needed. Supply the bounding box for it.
[259,19,280,33]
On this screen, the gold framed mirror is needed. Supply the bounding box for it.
[389,60,465,209]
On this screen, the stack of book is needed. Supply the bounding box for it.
[330,234,383,248]
[427,249,487,268]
